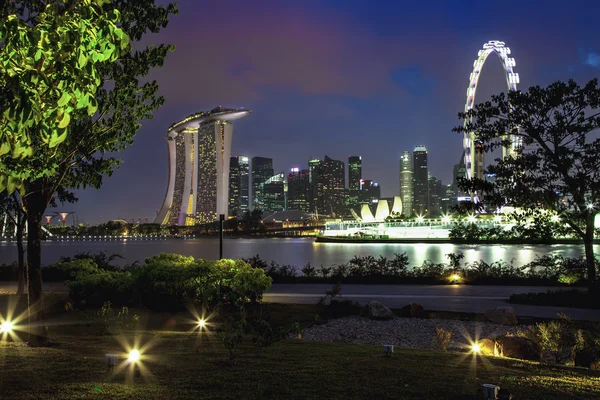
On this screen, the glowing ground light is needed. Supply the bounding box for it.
[551,215,561,223]
[416,216,425,223]
[471,343,481,354]
[587,203,594,210]
[198,319,206,328]
[493,215,502,223]
[0,321,14,333]
[128,349,141,363]
[467,215,476,224]
[442,215,452,224]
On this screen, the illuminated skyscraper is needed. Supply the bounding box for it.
[348,156,362,190]
[287,168,310,212]
[261,173,285,212]
[413,146,428,215]
[238,156,250,213]
[155,107,251,225]
[308,158,321,213]
[251,157,274,210]
[317,156,345,217]
[399,151,413,216]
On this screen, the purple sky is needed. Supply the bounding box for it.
[53,0,600,224]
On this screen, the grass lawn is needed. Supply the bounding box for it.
[1,295,599,399]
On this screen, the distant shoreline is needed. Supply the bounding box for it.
[316,236,600,245]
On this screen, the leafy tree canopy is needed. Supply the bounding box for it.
[0,0,130,192]
[454,78,600,285]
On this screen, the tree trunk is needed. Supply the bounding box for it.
[22,189,49,347]
[16,218,25,296]
[584,211,597,292]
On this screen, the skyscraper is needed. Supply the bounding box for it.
[155,107,251,225]
[452,152,467,198]
[428,176,442,217]
[287,168,310,212]
[348,156,362,190]
[413,145,429,216]
[238,156,250,213]
[228,156,240,216]
[251,157,274,210]
[308,158,321,213]
[261,173,285,212]
[317,156,345,217]
[399,151,413,216]
[228,155,250,216]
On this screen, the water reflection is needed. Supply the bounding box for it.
[0,238,597,270]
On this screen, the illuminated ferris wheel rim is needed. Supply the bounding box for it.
[463,40,521,180]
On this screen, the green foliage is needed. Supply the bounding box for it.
[516,314,585,365]
[88,301,139,335]
[65,254,272,311]
[432,327,452,351]
[454,78,600,284]
[510,289,600,309]
[0,0,130,190]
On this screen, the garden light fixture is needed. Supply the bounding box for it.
[0,321,14,334]
[128,349,141,363]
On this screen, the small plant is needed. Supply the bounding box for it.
[516,313,585,365]
[432,327,452,351]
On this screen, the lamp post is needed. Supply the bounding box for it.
[219,214,224,259]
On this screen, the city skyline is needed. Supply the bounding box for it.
[51,0,600,224]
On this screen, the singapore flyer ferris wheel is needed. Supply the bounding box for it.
[463,40,521,181]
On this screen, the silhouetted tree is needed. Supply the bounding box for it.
[454,78,600,291]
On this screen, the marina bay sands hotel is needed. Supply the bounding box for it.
[155,106,251,226]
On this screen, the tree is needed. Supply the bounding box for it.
[0,0,177,346]
[454,79,600,291]
[0,192,26,294]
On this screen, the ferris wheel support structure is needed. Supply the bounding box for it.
[463,40,521,183]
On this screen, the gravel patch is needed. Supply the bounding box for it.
[301,316,530,350]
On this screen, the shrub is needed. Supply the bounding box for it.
[66,253,272,311]
[516,314,585,365]
[67,268,134,308]
[432,327,452,351]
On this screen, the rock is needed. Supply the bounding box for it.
[478,338,495,356]
[494,336,540,361]
[590,360,600,371]
[542,347,575,365]
[484,307,518,325]
[366,301,394,320]
[399,303,425,318]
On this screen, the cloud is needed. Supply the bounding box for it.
[584,51,600,68]
[147,1,459,105]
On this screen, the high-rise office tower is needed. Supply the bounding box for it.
[308,158,321,213]
[287,168,310,212]
[228,156,240,216]
[317,156,345,217]
[261,173,285,212]
[228,155,250,216]
[428,176,442,217]
[399,151,413,216]
[452,152,467,198]
[348,156,362,190]
[156,106,251,225]
[413,145,429,216]
[238,156,250,213]
[360,179,381,204]
[251,157,274,210]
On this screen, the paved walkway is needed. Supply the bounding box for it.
[2,282,599,321]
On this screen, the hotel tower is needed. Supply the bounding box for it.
[155,106,251,225]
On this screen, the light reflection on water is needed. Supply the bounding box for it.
[0,238,596,270]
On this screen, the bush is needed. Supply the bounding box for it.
[509,290,600,309]
[516,314,585,365]
[432,327,452,351]
[67,268,134,308]
[66,254,272,311]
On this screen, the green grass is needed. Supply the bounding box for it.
[1,295,600,399]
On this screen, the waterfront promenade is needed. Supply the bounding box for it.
[1,281,599,321]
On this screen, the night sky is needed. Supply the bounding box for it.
[55,0,600,224]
